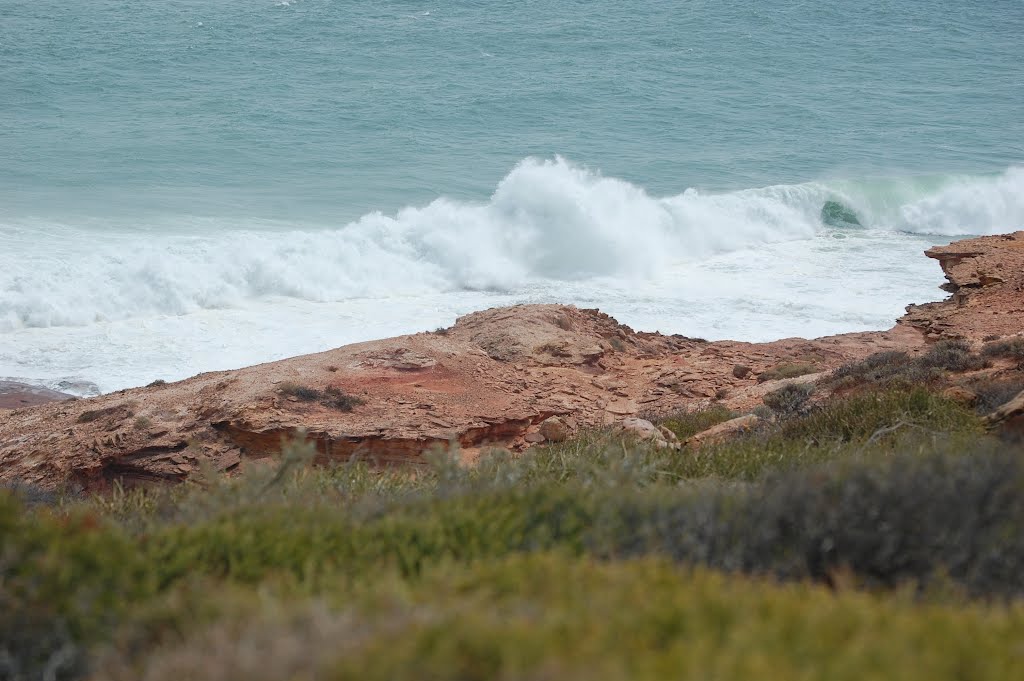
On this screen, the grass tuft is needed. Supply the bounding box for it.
[323,386,365,412]
[659,405,736,441]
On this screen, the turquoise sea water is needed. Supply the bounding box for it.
[1,0,1022,392]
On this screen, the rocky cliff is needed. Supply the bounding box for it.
[2,232,1022,490]
[901,231,1024,340]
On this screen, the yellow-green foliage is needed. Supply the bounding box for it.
[99,556,1024,681]
[659,404,736,440]
[0,386,1019,679]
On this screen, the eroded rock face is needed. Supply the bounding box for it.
[902,231,1024,341]
[0,382,75,410]
[2,232,1022,491]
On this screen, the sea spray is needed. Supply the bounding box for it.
[3,159,1022,332]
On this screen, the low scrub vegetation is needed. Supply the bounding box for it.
[658,404,735,440]
[97,556,1024,681]
[279,382,365,412]
[763,382,815,416]
[920,339,991,372]
[982,337,1024,363]
[830,341,993,391]
[829,350,936,388]
[967,376,1024,415]
[2,385,1021,679]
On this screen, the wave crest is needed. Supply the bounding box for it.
[2,158,1022,330]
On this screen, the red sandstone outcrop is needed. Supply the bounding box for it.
[901,231,1024,341]
[0,382,74,410]
[2,232,1022,491]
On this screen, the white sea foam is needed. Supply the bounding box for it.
[1,159,1022,333]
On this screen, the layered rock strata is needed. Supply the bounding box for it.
[901,231,1024,341]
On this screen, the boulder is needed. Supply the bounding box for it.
[616,418,677,449]
[732,365,752,379]
[985,389,1024,427]
[685,414,761,449]
[942,386,978,406]
[538,416,570,443]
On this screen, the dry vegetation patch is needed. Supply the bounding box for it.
[279,382,365,412]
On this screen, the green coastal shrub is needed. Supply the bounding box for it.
[763,382,815,416]
[604,443,1024,597]
[829,343,991,392]
[920,339,991,372]
[828,350,937,388]
[981,337,1024,362]
[968,376,1024,415]
[0,384,1012,679]
[98,555,1024,681]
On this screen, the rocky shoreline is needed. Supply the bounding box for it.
[0,381,74,410]
[2,231,1022,491]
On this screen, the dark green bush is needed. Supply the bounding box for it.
[829,350,925,387]
[280,382,322,402]
[920,339,990,372]
[763,383,815,416]
[969,377,1024,415]
[0,481,60,507]
[279,383,364,411]
[981,337,1024,362]
[323,386,364,412]
[829,343,990,390]
[0,597,86,681]
[605,443,1024,598]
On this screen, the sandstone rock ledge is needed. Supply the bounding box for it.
[2,232,1022,491]
[901,231,1024,341]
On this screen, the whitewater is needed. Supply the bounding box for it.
[2,0,1022,393]
[3,159,1022,393]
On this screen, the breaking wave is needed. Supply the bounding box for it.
[2,158,1022,330]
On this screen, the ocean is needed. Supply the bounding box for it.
[2,0,1022,394]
